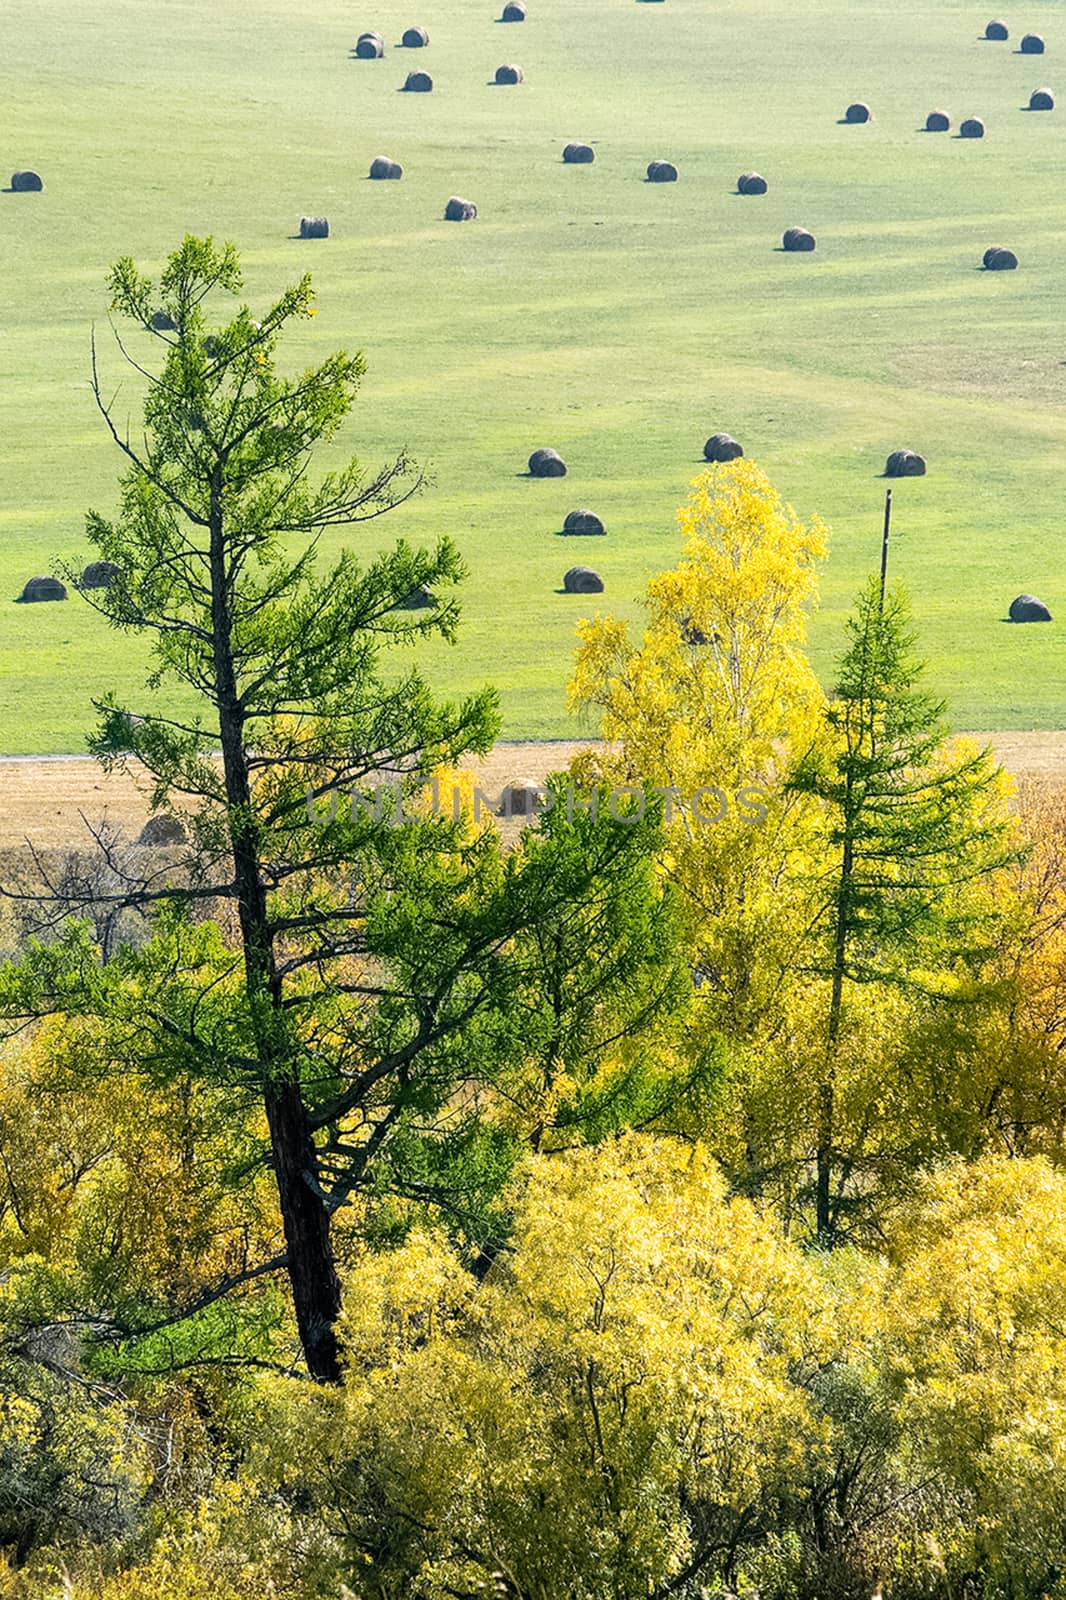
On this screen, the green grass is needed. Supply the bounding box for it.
[2,0,1065,752]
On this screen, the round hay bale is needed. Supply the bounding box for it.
[137,814,187,848]
[563,142,595,163]
[496,782,541,817]
[355,31,384,57]
[11,170,43,192]
[985,20,1009,40]
[960,117,985,138]
[80,560,120,590]
[18,575,66,603]
[299,216,330,238]
[925,110,951,131]
[1021,33,1045,54]
[703,433,744,463]
[885,449,927,478]
[737,171,768,194]
[444,195,477,221]
[501,1,526,18]
[370,156,404,179]
[563,509,605,535]
[783,226,816,252]
[1009,593,1052,622]
[404,70,432,91]
[150,308,176,331]
[402,25,429,46]
[983,245,1018,270]
[845,102,871,123]
[563,566,604,594]
[529,447,567,477]
[647,160,678,181]
[495,63,523,83]
[397,584,436,609]
[1029,87,1055,110]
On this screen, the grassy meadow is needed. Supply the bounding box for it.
[1,0,1065,751]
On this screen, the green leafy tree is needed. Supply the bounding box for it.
[0,237,687,1381]
[789,578,1016,1240]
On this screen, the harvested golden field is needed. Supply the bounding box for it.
[1,734,1063,853]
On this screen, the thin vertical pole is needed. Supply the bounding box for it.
[879,489,893,611]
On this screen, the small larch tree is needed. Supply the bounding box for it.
[789,578,1018,1240]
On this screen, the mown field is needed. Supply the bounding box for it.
[2,0,1065,752]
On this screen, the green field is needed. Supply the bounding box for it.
[2,0,1065,752]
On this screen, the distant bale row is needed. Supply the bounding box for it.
[647,160,678,182]
[563,142,595,163]
[704,433,743,463]
[301,211,1019,269]
[495,63,523,83]
[10,170,42,191]
[370,156,403,179]
[982,18,1044,51]
[17,563,121,603]
[404,71,432,90]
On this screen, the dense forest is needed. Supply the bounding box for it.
[1,240,1065,1600]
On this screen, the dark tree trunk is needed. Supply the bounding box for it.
[208,479,343,1382]
[263,1077,343,1382]
[819,829,853,1243]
